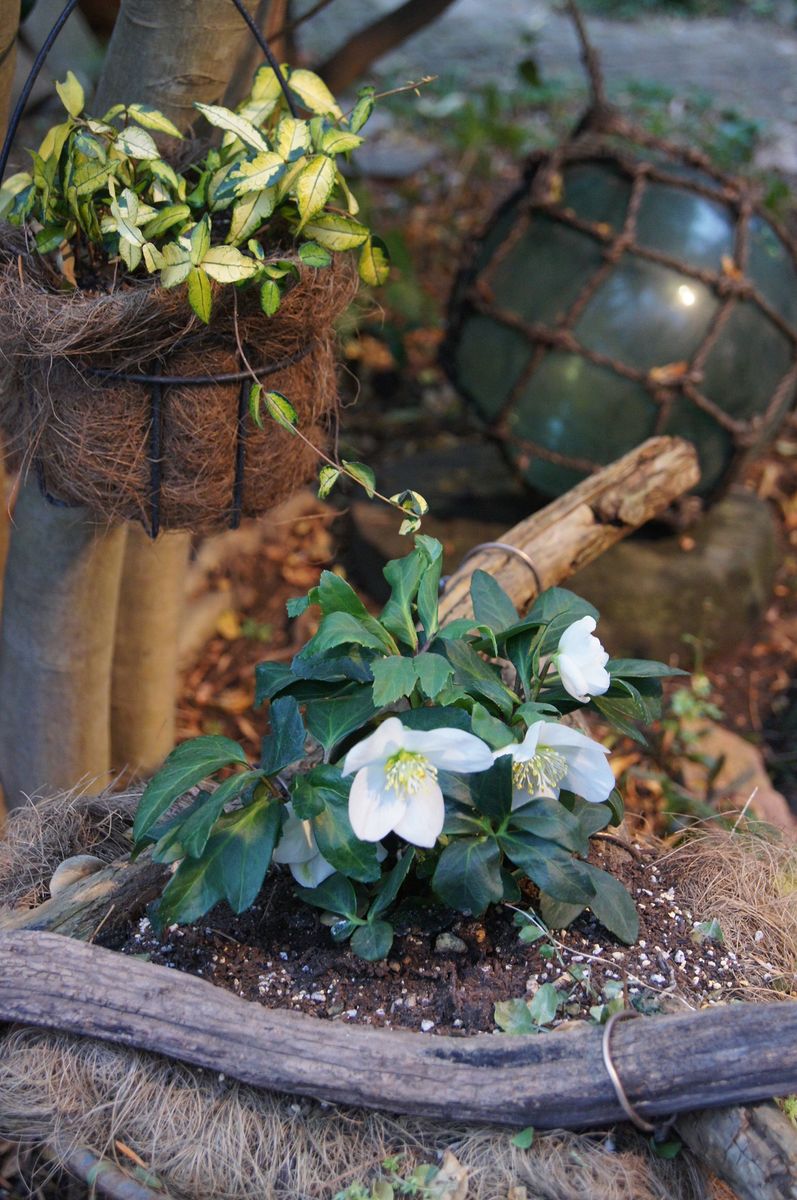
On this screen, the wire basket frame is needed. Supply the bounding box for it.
[1,0,301,538]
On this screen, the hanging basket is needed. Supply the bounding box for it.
[443,92,797,506]
[0,0,360,536]
[0,231,357,533]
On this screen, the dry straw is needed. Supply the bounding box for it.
[0,225,358,533]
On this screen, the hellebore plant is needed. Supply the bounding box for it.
[134,537,686,960]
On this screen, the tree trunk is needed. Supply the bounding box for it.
[0,0,264,809]
[0,486,127,809]
[110,527,190,778]
[317,0,458,95]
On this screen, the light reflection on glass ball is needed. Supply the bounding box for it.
[447,154,797,500]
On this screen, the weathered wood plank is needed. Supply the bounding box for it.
[677,1103,797,1200]
[1,931,796,1132]
[439,436,700,623]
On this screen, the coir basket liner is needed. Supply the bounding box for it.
[0,225,358,533]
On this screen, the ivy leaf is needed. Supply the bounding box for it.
[127,104,183,139]
[260,695,306,775]
[298,211,369,251]
[432,837,504,915]
[187,266,212,323]
[298,240,332,268]
[303,684,378,754]
[351,920,393,961]
[194,102,270,153]
[471,570,519,633]
[358,235,391,286]
[134,735,248,842]
[295,154,336,227]
[371,656,417,706]
[342,460,376,498]
[413,653,454,701]
[55,71,85,118]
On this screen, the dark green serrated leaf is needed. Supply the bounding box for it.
[432,837,503,915]
[608,658,688,679]
[400,706,472,732]
[260,695,306,776]
[255,661,295,705]
[412,652,454,700]
[315,569,370,619]
[470,754,513,824]
[300,610,396,658]
[414,535,443,641]
[499,830,595,904]
[508,798,588,853]
[444,638,515,718]
[297,872,358,917]
[134,736,248,841]
[582,863,639,944]
[471,570,518,633]
[471,702,515,750]
[380,549,424,650]
[371,655,418,706]
[303,684,377,754]
[351,920,393,961]
[311,772,382,883]
[538,891,585,930]
[152,769,260,863]
[290,773,326,819]
[370,848,415,918]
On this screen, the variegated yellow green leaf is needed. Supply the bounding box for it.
[275,117,311,163]
[299,211,369,251]
[251,64,288,102]
[37,121,72,162]
[160,241,192,288]
[227,188,277,245]
[207,162,241,212]
[187,266,212,323]
[142,242,165,272]
[72,160,113,197]
[294,155,335,228]
[142,204,191,240]
[118,236,142,272]
[288,69,342,119]
[114,126,159,160]
[358,235,390,286]
[320,129,363,155]
[148,159,184,197]
[335,169,359,215]
[128,104,184,139]
[260,277,281,316]
[231,152,285,197]
[189,216,211,265]
[201,245,258,283]
[55,71,85,119]
[194,103,269,153]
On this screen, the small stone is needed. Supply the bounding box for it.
[326,1001,344,1017]
[420,1019,435,1032]
[434,932,468,956]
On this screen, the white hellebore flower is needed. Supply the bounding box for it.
[495,720,614,809]
[554,615,610,703]
[341,716,493,848]
[272,803,335,889]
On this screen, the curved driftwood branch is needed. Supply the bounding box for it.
[439,436,700,624]
[1,931,796,1132]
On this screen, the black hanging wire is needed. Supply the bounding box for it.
[2,0,299,538]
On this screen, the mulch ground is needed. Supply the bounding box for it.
[114,839,758,1037]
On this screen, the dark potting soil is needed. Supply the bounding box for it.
[109,840,758,1036]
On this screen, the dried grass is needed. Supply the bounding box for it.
[0,1030,708,1200]
[0,224,358,532]
[669,826,797,998]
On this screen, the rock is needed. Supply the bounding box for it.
[680,719,797,839]
[434,932,468,955]
[569,491,777,663]
[49,854,105,897]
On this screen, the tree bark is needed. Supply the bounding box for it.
[0,486,127,809]
[1,931,797,1132]
[676,1103,797,1200]
[439,437,700,625]
[317,0,458,95]
[110,527,190,778]
[0,1,20,629]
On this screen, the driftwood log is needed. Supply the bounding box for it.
[439,435,700,623]
[1,932,796,1135]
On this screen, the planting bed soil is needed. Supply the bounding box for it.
[109,840,759,1037]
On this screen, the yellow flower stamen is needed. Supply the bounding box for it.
[384,749,436,797]
[512,747,568,795]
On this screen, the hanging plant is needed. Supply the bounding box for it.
[0,61,411,535]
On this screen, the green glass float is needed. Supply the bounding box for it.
[444,134,797,501]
